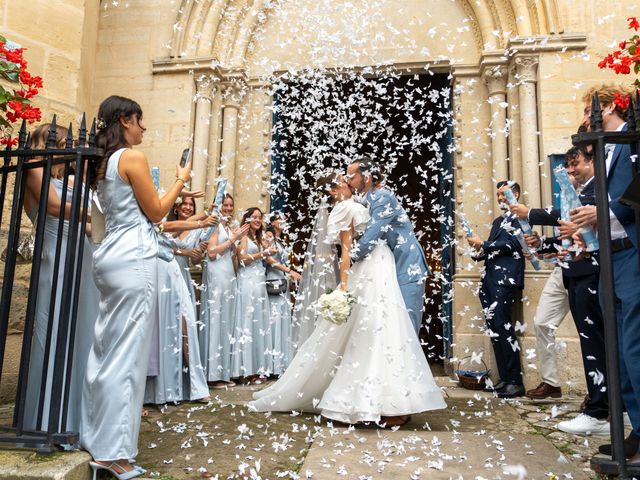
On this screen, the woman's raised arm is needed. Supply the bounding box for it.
[120,149,191,223]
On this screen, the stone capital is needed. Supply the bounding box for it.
[194,74,214,100]
[514,56,539,83]
[482,65,508,96]
[221,79,246,109]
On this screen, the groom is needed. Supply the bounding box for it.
[345,157,430,334]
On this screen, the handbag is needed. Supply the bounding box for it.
[1,231,35,264]
[265,278,287,295]
[1,214,37,265]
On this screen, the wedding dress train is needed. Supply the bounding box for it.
[249,199,445,423]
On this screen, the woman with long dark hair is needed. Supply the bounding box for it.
[230,207,275,384]
[80,95,191,479]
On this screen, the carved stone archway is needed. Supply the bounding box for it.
[151,0,587,374]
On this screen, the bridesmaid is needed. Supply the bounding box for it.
[230,207,275,383]
[264,214,301,376]
[23,123,100,434]
[173,196,209,305]
[144,222,211,406]
[200,194,249,387]
[80,95,190,479]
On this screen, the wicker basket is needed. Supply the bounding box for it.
[455,357,490,391]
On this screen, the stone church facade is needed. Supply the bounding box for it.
[3,0,636,389]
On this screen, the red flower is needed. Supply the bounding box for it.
[5,100,41,124]
[628,17,640,31]
[19,70,42,88]
[613,92,630,110]
[0,136,18,147]
[20,87,39,99]
[1,46,26,67]
[0,35,43,137]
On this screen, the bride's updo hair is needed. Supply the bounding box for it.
[315,172,340,204]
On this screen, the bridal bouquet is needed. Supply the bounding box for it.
[317,289,355,325]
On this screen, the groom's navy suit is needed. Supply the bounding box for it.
[351,187,429,333]
[474,213,524,385]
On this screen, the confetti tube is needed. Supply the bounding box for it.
[151,166,160,191]
[202,177,227,241]
[460,216,474,238]
[554,166,599,252]
[503,187,541,270]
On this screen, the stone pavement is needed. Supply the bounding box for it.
[0,376,630,479]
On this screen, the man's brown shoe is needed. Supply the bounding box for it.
[579,394,590,411]
[598,432,640,458]
[525,382,562,399]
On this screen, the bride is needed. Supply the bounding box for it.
[248,172,445,425]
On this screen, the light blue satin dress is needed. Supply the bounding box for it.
[174,229,201,304]
[68,234,100,433]
[266,238,292,375]
[144,244,209,404]
[24,178,99,434]
[230,238,271,378]
[199,224,236,381]
[80,148,158,462]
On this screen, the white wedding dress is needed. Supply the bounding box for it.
[249,198,446,423]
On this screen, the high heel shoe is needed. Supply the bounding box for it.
[131,464,147,474]
[89,461,141,480]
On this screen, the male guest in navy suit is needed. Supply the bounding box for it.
[345,158,430,335]
[467,181,525,398]
[571,85,640,460]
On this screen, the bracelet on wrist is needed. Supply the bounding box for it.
[176,178,185,185]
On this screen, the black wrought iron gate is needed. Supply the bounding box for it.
[0,115,100,453]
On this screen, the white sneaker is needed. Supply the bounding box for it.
[624,412,632,429]
[556,413,610,436]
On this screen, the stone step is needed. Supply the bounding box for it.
[0,449,91,480]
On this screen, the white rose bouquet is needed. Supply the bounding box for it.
[317,289,355,325]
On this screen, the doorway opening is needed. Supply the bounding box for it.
[270,69,454,363]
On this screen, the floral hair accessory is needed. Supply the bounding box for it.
[613,92,631,110]
[96,118,106,130]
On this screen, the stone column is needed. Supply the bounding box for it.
[219,80,245,194]
[483,65,508,215]
[507,64,523,188]
[192,75,214,210]
[515,56,541,208]
[206,83,223,201]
